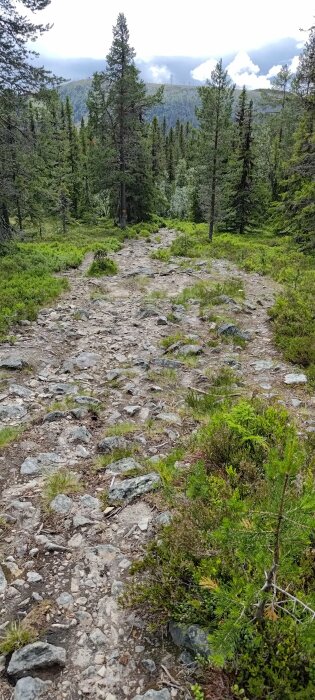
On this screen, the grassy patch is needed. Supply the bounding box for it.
[0,426,21,449]
[95,446,136,470]
[0,622,37,654]
[105,422,139,437]
[176,279,244,309]
[186,368,240,417]
[160,332,191,350]
[43,469,82,502]
[87,254,118,277]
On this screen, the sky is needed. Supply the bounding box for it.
[33,0,314,87]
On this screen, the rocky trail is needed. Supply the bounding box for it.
[0,228,314,700]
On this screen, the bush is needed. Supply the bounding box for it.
[87,252,118,277]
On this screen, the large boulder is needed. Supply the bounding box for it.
[8,641,66,677]
[169,621,211,657]
[218,323,250,341]
[109,473,160,502]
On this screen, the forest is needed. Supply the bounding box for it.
[0,2,314,699]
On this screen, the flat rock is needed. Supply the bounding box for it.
[284,373,307,385]
[14,676,53,700]
[67,426,92,444]
[179,344,203,356]
[132,691,171,700]
[50,494,74,515]
[21,452,62,476]
[252,360,274,371]
[157,316,168,325]
[152,358,182,369]
[169,621,210,657]
[9,384,32,398]
[0,564,7,594]
[106,457,140,474]
[74,396,101,405]
[49,383,77,396]
[0,403,27,422]
[73,352,100,369]
[43,411,66,423]
[124,405,141,416]
[109,472,160,502]
[97,436,128,453]
[156,412,182,425]
[218,323,250,340]
[0,356,27,370]
[139,306,160,319]
[8,641,66,677]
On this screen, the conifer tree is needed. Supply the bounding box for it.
[226,87,255,233]
[197,60,235,240]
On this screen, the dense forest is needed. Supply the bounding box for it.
[0,3,315,699]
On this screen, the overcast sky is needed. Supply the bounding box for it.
[33,0,314,87]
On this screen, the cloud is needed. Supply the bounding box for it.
[226,50,271,88]
[289,55,300,72]
[266,64,283,79]
[191,58,218,81]
[149,64,171,83]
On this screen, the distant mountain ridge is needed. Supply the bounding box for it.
[59,80,269,128]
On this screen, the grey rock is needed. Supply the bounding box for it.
[0,654,5,672]
[74,396,101,405]
[26,571,42,583]
[73,308,90,320]
[284,373,307,385]
[68,426,92,444]
[218,323,250,340]
[70,408,88,420]
[179,344,203,356]
[50,383,77,396]
[90,628,106,646]
[291,398,302,408]
[106,457,140,474]
[64,352,100,371]
[8,641,66,677]
[157,316,168,325]
[43,411,66,423]
[79,494,101,511]
[156,511,172,526]
[9,384,32,398]
[0,356,27,370]
[132,691,171,700]
[106,369,124,381]
[73,514,93,528]
[21,452,62,476]
[56,592,74,609]
[141,658,156,673]
[179,650,196,666]
[252,360,274,371]
[139,306,160,319]
[152,358,182,369]
[0,403,27,422]
[169,621,210,657]
[97,436,128,454]
[156,412,181,425]
[50,494,73,515]
[124,405,141,416]
[109,472,160,503]
[0,564,7,594]
[14,676,53,700]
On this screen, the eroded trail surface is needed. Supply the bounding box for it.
[0,229,314,700]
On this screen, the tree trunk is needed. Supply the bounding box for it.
[0,202,11,242]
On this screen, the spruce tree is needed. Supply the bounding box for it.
[197,59,235,240]
[226,87,255,234]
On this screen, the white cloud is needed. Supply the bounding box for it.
[226,51,270,89]
[191,58,218,82]
[289,55,300,72]
[266,64,283,79]
[149,64,171,83]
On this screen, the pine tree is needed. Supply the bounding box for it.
[226,87,255,234]
[197,60,235,240]
[65,96,82,218]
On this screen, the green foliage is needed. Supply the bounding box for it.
[0,622,37,654]
[87,253,118,277]
[0,426,21,449]
[43,469,82,503]
[176,278,244,308]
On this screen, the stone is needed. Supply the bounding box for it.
[50,383,77,395]
[156,511,172,526]
[179,650,195,666]
[73,352,100,369]
[26,571,42,583]
[252,360,274,371]
[109,472,160,502]
[218,323,250,340]
[8,642,66,677]
[68,426,92,444]
[21,452,62,476]
[90,628,107,646]
[79,494,101,511]
[291,398,302,408]
[74,396,101,405]
[0,356,27,370]
[284,373,307,385]
[152,358,182,369]
[157,316,168,325]
[0,564,7,594]
[73,308,90,320]
[50,494,73,515]
[106,369,124,381]
[139,306,160,319]
[43,411,66,423]
[73,514,93,528]
[0,403,27,422]
[14,676,53,700]
[106,457,140,474]
[169,621,210,657]
[179,344,203,356]
[56,592,74,609]
[9,384,32,398]
[132,691,171,700]
[97,436,128,454]
[141,658,156,673]
[156,412,182,425]
[124,405,141,416]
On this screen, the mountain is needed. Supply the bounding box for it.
[58,81,271,128]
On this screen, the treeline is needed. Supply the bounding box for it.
[0,8,314,251]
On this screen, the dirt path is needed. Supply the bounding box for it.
[0,229,314,700]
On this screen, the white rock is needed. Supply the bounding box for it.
[284,373,307,385]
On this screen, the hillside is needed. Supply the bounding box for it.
[59,80,268,127]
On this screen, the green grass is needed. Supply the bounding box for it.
[87,255,118,277]
[175,279,244,308]
[167,220,315,382]
[0,426,21,449]
[160,332,191,350]
[95,446,136,470]
[0,622,37,654]
[43,469,82,503]
[105,422,139,437]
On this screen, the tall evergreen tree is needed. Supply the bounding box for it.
[226,87,255,233]
[197,60,235,240]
